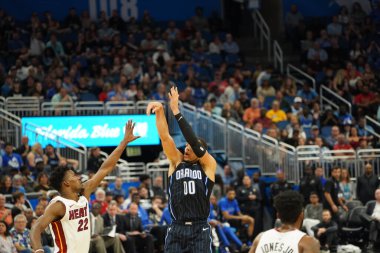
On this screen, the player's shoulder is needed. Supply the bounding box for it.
[299,235,320,253]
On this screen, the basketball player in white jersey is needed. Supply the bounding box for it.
[30,120,140,253]
[249,190,320,253]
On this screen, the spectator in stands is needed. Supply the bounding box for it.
[285,4,304,49]
[312,210,338,252]
[92,188,108,215]
[113,177,126,198]
[333,134,353,152]
[354,84,377,113]
[223,33,239,55]
[44,144,78,170]
[129,193,153,230]
[219,187,254,240]
[87,147,103,176]
[242,98,261,125]
[299,167,323,204]
[2,143,23,171]
[122,187,138,210]
[125,202,155,253]
[296,82,319,107]
[12,175,25,194]
[26,143,45,175]
[236,175,262,235]
[357,163,379,205]
[34,172,50,193]
[307,42,328,70]
[290,97,303,116]
[222,165,234,187]
[315,166,327,188]
[357,117,375,139]
[266,100,287,123]
[46,33,65,58]
[361,189,380,251]
[321,108,339,127]
[270,170,293,222]
[138,185,152,211]
[152,176,166,200]
[339,168,354,203]
[90,202,124,253]
[11,192,27,218]
[51,86,73,115]
[0,194,12,226]
[256,80,275,100]
[192,7,209,31]
[303,192,323,236]
[327,16,343,36]
[324,125,340,149]
[0,220,17,253]
[323,167,348,221]
[0,176,13,195]
[348,127,361,149]
[256,65,273,88]
[15,136,30,164]
[11,214,52,253]
[103,201,134,253]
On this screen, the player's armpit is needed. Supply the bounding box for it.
[299,235,320,253]
[161,135,183,165]
[199,153,216,181]
[31,201,66,250]
[248,232,263,253]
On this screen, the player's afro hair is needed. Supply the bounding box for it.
[273,190,304,224]
[49,166,74,192]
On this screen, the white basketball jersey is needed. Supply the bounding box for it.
[48,195,91,253]
[256,228,305,253]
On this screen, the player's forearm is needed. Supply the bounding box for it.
[155,107,171,141]
[99,139,129,173]
[30,226,44,251]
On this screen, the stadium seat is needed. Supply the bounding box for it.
[263,96,276,109]
[341,206,367,244]
[277,121,289,130]
[208,53,223,67]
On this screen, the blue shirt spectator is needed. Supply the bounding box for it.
[2,143,23,170]
[297,83,318,105]
[219,197,240,216]
[223,33,239,54]
[159,207,172,225]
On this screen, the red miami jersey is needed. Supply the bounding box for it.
[48,195,90,253]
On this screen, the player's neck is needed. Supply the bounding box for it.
[61,190,80,202]
[278,223,298,232]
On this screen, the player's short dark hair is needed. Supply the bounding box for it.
[49,166,74,192]
[274,190,304,224]
[198,138,208,150]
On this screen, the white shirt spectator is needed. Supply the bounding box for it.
[372,202,380,220]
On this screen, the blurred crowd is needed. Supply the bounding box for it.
[0,2,380,253]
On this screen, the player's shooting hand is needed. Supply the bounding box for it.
[146,102,163,115]
[123,120,140,143]
[168,86,180,115]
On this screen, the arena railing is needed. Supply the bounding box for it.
[357,149,380,176]
[5,96,40,117]
[365,115,380,139]
[320,85,352,115]
[75,101,106,116]
[0,108,21,146]
[286,64,316,90]
[0,96,5,109]
[23,122,88,173]
[146,161,170,191]
[252,9,271,61]
[273,40,284,74]
[41,101,74,116]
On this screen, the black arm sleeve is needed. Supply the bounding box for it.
[175,113,206,157]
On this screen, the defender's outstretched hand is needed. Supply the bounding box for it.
[146,101,164,115]
[168,86,180,115]
[124,120,140,143]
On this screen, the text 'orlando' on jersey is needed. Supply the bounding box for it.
[168,162,214,221]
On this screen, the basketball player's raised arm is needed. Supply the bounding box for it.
[82,120,140,199]
[146,101,182,165]
[31,201,66,251]
[167,86,217,179]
